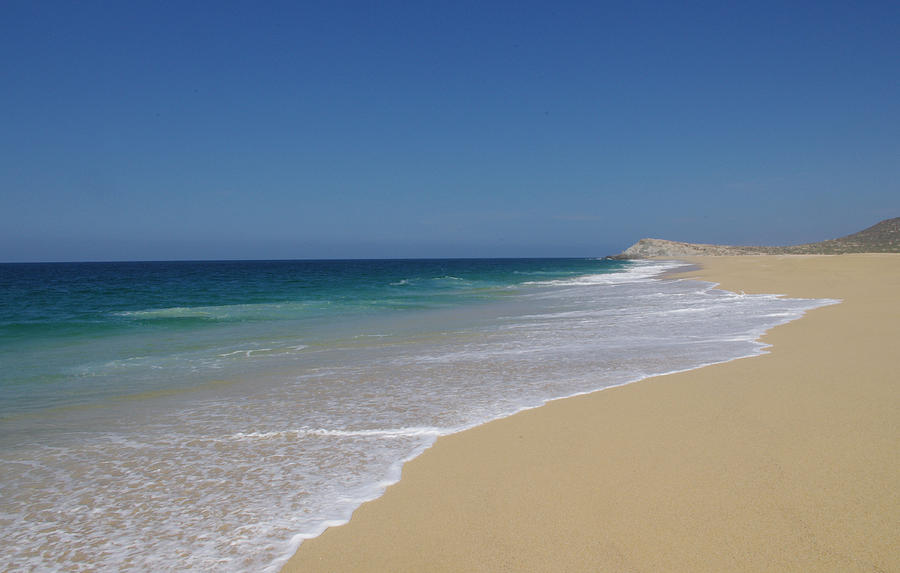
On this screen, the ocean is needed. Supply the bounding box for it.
[0,258,835,571]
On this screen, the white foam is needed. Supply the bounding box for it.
[230,426,447,441]
[116,306,215,319]
[114,301,315,322]
[522,260,689,286]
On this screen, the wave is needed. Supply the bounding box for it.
[522,260,686,286]
[388,275,475,289]
[230,426,446,441]
[112,302,318,323]
[116,307,219,320]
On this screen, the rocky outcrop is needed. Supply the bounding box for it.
[612,217,900,259]
[614,239,773,258]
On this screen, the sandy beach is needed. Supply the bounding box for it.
[282,254,900,572]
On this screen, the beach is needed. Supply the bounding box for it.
[4,257,831,571]
[283,254,900,572]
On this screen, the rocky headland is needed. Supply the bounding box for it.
[612,217,900,259]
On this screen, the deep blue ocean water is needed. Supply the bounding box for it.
[0,258,835,571]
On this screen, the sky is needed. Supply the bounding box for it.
[1,1,897,262]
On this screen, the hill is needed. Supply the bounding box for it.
[613,217,900,259]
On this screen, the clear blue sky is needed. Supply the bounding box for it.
[1,1,897,261]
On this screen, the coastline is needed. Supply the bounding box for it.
[282,254,900,572]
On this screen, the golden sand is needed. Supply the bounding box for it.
[283,254,900,572]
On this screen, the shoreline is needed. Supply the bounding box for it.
[282,254,899,572]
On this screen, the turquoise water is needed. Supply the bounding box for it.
[0,258,835,572]
[0,259,620,418]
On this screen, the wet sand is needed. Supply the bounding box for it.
[282,254,899,572]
